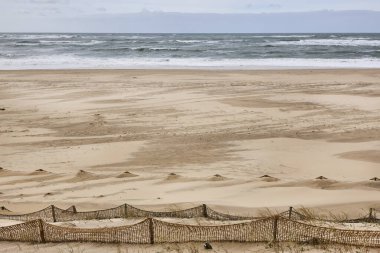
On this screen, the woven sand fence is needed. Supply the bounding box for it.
[126,204,205,218]
[1,204,379,224]
[277,217,380,247]
[205,206,255,221]
[152,218,273,243]
[54,204,205,221]
[53,205,126,222]
[345,208,379,224]
[42,219,150,244]
[0,217,379,246]
[285,207,380,224]
[0,206,55,222]
[65,206,77,212]
[0,220,43,243]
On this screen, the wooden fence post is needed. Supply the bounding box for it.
[272,216,279,243]
[51,205,56,222]
[369,208,373,220]
[202,204,208,218]
[124,204,128,218]
[288,206,293,219]
[149,218,154,244]
[38,219,46,243]
[72,205,77,213]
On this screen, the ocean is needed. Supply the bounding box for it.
[1,33,380,69]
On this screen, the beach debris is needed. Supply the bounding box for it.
[315,176,328,180]
[0,108,5,111]
[116,171,138,178]
[44,192,53,197]
[260,175,271,178]
[370,177,379,181]
[204,242,213,250]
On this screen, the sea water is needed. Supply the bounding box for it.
[1,33,380,69]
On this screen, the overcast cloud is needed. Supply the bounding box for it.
[0,0,380,32]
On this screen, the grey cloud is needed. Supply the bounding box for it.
[1,10,379,33]
[30,0,69,3]
[1,0,380,32]
[96,7,107,12]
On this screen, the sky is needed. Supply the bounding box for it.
[0,0,380,32]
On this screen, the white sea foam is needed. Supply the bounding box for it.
[251,35,315,38]
[1,55,380,70]
[7,34,77,40]
[176,40,219,44]
[273,39,380,46]
[176,40,203,43]
[38,40,105,46]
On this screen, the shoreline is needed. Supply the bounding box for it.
[2,67,380,72]
[1,67,380,73]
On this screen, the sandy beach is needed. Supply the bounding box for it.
[0,69,379,251]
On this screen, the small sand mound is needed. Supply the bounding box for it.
[209,174,227,181]
[68,170,105,183]
[315,176,328,180]
[76,170,96,179]
[0,206,10,212]
[29,169,51,175]
[265,179,338,190]
[259,175,280,182]
[0,167,22,176]
[117,171,138,178]
[310,179,338,189]
[0,206,12,215]
[370,177,379,181]
[166,173,181,180]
